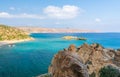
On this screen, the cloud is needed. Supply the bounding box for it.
[95,18,101,22]
[9,7,15,10]
[44,5,81,19]
[0,5,82,19]
[0,12,11,18]
[0,12,44,19]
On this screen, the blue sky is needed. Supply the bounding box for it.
[0,0,120,32]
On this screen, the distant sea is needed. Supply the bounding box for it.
[0,33,120,77]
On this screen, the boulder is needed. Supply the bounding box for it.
[68,44,76,52]
[49,50,89,77]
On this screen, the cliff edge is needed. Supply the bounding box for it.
[48,43,120,77]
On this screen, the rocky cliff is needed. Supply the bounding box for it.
[48,43,120,77]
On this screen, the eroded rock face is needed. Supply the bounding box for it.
[68,44,76,52]
[114,51,120,67]
[49,50,89,77]
[49,43,120,77]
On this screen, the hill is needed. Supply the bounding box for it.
[0,25,31,41]
[18,26,97,33]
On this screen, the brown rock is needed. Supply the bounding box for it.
[49,50,89,77]
[68,44,76,52]
[91,43,103,51]
[48,43,120,77]
[114,51,120,66]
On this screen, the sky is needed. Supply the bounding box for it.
[0,0,120,32]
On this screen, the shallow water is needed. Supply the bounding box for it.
[0,33,120,77]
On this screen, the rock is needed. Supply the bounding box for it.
[68,44,76,52]
[116,50,120,55]
[91,43,103,51]
[117,49,120,51]
[102,49,115,60]
[49,50,89,77]
[114,51,120,66]
[62,36,87,41]
[62,36,78,40]
[48,43,120,77]
[76,37,87,41]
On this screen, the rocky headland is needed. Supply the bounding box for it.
[0,25,33,46]
[39,43,120,77]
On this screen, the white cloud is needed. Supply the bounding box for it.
[0,12,44,19]
[95,18,101,22]
[0,5,82,19]
[9,7,15,10]
[0,12,11,18]
[44,5,81,19]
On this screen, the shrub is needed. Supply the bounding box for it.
[99,65,120,77]
[0,25,31,41]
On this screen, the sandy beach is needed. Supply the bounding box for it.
[0,38,34,46]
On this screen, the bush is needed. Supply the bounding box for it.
[99,65,120,77]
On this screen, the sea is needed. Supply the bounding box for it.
[0,33,120,77]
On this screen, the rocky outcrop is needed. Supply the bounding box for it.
[48,43,120,77]
[49,47,89,77]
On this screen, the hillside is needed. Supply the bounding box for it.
[18,27,97,33]
[0,25,31,41]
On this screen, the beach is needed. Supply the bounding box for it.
[0,38,34,46]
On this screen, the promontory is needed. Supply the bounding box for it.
[0,24,33,46]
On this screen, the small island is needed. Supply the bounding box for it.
[0,25,33,46]
[62,36,78,40]
[62,36,87,41]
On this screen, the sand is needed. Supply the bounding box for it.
[0,38,34,46]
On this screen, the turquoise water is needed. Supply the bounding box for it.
[0,33,120,77]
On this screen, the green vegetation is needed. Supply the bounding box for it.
[99,66,120,77]
[0,24,31,41]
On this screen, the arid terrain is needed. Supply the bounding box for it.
[18,27,97,33]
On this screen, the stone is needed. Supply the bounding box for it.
[48,43,120,77]
[68,44,76,52]
[49,50,89,77]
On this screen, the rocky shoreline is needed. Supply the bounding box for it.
[39,43,120,77]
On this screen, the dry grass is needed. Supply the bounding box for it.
[0,25,31,41]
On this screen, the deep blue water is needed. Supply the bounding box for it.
[0,33,120,77]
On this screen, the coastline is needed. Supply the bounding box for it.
[0,38,34,46]
[18,27,98,33]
